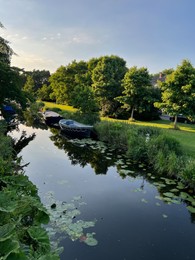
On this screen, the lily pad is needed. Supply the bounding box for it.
[187,206,195,213]
[163,192,176,198]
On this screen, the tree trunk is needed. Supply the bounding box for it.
[174,115,178,129]
[130,107,134,120]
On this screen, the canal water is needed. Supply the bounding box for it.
[11,124,195,260]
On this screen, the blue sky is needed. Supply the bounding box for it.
[0,0,195,73]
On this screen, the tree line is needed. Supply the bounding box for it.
[1,22,195,128]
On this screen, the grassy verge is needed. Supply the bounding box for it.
[42,102,195,187]
[42,102,195,158]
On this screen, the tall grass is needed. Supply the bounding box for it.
[95,121,195,188]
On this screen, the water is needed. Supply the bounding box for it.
[11,124,195,260]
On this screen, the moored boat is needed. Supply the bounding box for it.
[59,119,93,138]
[43,110,63,126]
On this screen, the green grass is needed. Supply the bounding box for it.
[42,102,195,158]
[43,101,77,112]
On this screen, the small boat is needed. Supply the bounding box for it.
[59,119,93,138]
[43,110,63,126]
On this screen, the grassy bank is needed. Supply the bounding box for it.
[42,102,195,159]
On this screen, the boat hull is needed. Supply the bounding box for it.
[59,119,93,138]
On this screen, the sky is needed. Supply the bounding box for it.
[0,0,195,74]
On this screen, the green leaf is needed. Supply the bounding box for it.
[0,239,19,258]
[38,254,60,260]
[27,226,50,251]
[0,223,15,242]
[187,206,195,214]
[6,251,28,260]
[0,193,17,213]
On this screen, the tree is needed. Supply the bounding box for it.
[92,55,127,117]
[25,69,50,92]
[49,60,89,104]
[0,23,14,64]
[37,84,53,101]
[0,22,27,108]
[116,66,152,120]
[155,59,195,129]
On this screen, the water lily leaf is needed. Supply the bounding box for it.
[187,206,195,214]
[163,192,176,198]
[177,182,185,189]
[0,223,15,242]
[162,214,168,218]
[84,233,98,246]
[153,182,166,188]
[155,202,161,206]
[155,195,163,201]
[141,198,148,203]
[180,192,190,200]
[170,188,179,193]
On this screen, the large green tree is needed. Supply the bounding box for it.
[0,23,14,65]
[49,60,89,104]
[155,59,195,128]
[116,66,152,120]
[25,69,50,92]
[92,55,127,117]
[0,23,27,108]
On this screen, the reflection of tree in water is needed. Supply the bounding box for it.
[49,127,195,223]
[12,130,36,157]
[23,110,48,130]
[49,129,115,175]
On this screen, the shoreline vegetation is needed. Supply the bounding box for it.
[0,101,195,258]
[0,121,59,259]
[43,101,195,189]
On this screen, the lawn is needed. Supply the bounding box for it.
[42,101,195,158]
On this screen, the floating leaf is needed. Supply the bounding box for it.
[163,192,176,198]
[84,233,98,246]
[155,195,163,201]
[155,202,161,206]
[162,214,168,218]
[187,206,195,214]
[141,198,148,203]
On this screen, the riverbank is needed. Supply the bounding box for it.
[42,102,195,189]
[43,101,195,159]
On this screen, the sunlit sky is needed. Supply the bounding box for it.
[0,0,195,74]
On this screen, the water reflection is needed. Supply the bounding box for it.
[10,123,195,260]
[48,126,195,224]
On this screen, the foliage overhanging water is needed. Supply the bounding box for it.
[11,124,195,260]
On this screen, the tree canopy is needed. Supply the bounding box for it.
[116,66,152,120]
[155,59,195,128]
